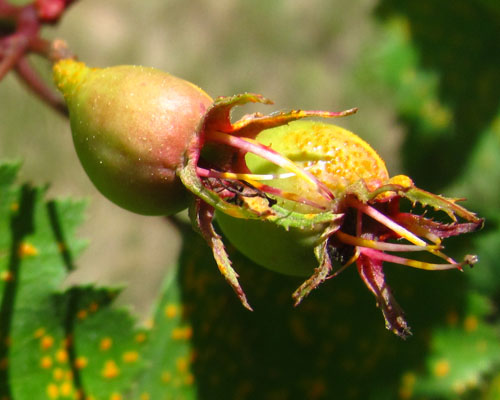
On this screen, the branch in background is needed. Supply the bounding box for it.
[0,0,77,117]
[15,56,68,116]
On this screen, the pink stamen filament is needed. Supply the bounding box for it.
[242,178,327,209]
[348,197,426,246]
[196,167,326,209]
[335,231,441,253]
[347,198,456,264]
[197,167,296,181]
[206,130,334,200]
[358,247,460,271]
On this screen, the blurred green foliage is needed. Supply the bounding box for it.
[1,0,500,399]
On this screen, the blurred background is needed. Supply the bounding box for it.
[1,0,499,324]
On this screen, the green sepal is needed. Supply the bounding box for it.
[179,158,341,230]
[368,182,483,225]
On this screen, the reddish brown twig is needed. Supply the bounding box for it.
[0,0,77,117]
[15,56,68,116]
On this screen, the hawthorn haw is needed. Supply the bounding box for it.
[53,59,212,215]
[54,59,483,338]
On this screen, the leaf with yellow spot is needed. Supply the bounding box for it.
[54,286,146,400]
[141,220,500,400]
[0,162,145,400]
[410,292,500,398]
[130,253,197,400]
[0,161,86,399]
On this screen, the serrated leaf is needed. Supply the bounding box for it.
[131,263,197,400]
[409,292,500,399]
[0,176,84,399]
[0,161,145,400]
[58,286,147,400]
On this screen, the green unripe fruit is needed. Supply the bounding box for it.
[246,120,389,212]
[216,211,321,276]
[53,59,213,215]
[216,120,388,276]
